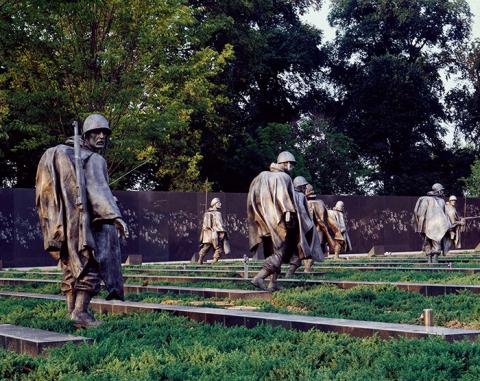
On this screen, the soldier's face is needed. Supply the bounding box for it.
[216,201,222,209]
[451,200,456,206]
[86,130,108,151]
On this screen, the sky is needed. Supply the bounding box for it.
[303,0,480,41]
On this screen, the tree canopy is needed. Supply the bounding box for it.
[0,0,479,196]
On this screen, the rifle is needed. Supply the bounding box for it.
[462,216,480,221]
[73,121,89,250]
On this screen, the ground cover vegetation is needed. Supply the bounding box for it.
[3,298,480,380]
[3,280,480,328]
[1,0,480,194]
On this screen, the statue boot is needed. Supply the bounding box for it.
[71,290,101,327]
[304,259,313,273]
[284,263,299,278]
[334,245,341,260]
[432,253,439,264]
[251,269,271,291]
[268,272,282,291]
[197,253,206,265]
[66,291,76,315]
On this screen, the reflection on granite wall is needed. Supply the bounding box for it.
[0,189,479,267]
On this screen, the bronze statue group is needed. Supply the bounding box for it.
[34,114,474,325]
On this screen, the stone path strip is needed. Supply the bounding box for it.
[0,278,271,300]
[2,276,480,297]
[0,323,91,356]
[0,291,477,341]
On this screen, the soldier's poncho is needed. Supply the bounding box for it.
[36,142,124,300]
[247,163,316,259]
[327,209,352,252]
[413,193,451,242]
[307,198,337,250]
[199,207,230,254]
[294,191,324,261]
[445,204,462,248]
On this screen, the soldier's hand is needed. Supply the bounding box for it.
[114,218,129,239]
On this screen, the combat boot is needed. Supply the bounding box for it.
[268,273,282,291]
[251,269,271,291]
[71,290,101,327]
[304,259,313,273]
[284,263,299,278]
[198,253,206,265]
[66,291,76,315]
[432,253,439,264]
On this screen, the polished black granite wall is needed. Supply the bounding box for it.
[1,189,479,267]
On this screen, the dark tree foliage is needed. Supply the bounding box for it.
[447,39,480,151]
[326,0,473,195]
[188,0,329,191]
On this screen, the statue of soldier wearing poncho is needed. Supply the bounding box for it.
[327,201,352,259]
[413,183,452,263]
[198,197,230,264]
[284,176,324,276]
[304,183,338,260]
[247,151,320,291]
[36,114,128,326]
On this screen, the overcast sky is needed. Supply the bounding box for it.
[303,0,480,41]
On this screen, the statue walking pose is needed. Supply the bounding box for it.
[445,195,465,250]
[304,184,337,261]
[327,201,352,259]
[284,177,323,276]
[247,152,318,291]
[36,114,128,326]
[413,183,451,263]
[198,197,229,264]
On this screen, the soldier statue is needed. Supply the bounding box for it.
[413,183,452,263]
[445,195,465,250]
[36,114,128,326]
[327,201,352,259]
[247,151,319,291]
[284,177,323,276]
[304,183,338,259]
[198,197,230,264]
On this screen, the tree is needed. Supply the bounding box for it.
[294,117,370,194]
[326,0,472,195]
[464,158,480,196]
[186,0,328,191]
[447,39,480,151]
[0,0,232,189]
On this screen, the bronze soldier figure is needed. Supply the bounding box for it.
[198,197,229,264]
[36,114,128,326]
[304,183,337,260]
[413,183,452,263]
[247,151,318,291]
[445,195,465,250]
[284,177,323,276]
[327,201,352,259]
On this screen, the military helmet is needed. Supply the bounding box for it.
[334,201,344,211]
[305,184,315,197]
[431,183,444,192]
[449,195,457,201]
[210,197,221,207]
[293,176,308,188]
[277,151,296,164]
[82,114,111,135]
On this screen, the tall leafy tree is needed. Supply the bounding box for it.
[187,0,328,191]
[0,0,232,189]
[326,0,472,195]
[447,39,480,151]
